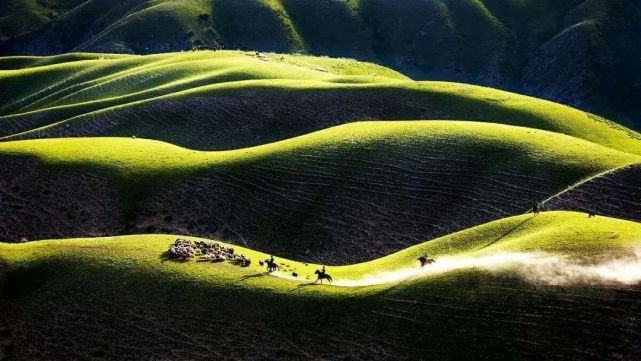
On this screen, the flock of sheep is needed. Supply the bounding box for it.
[168,239,251,267]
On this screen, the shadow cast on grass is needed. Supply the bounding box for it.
[239,273,269,281]
[480,215,535,250]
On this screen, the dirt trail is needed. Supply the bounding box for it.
[273,250,641,287]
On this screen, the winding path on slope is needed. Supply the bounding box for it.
[544,163,641,222]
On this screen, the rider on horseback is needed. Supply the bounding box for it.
[264,255,279,273]
[418,254,435,267]
[532,200,541,215]
[315,265,333,284]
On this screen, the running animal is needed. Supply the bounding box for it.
[314,269,333,284]
[418,255,436,267]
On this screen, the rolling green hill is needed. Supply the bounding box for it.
[2,212,641,359]
[1,121,639,263]
[1,0,639,129]
[0,0,83,42]
[1,51,640,154]
[2,4,640,360]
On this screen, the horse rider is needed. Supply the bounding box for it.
[418,254,429,267]
[532,201,541,215]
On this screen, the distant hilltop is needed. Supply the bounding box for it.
[1,0,640,130]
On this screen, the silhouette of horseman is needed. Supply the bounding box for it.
[263,255,279,273]
[418,254,435,267]
[315,265,333,284]
[532,201,542,215]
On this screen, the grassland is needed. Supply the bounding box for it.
[0,50,406,113]
[0,1,640,357]
[1,120,639,263]
[0,0,83,42]
[545,164,641,223]
[2,212,641,359]
[1,51,640,154]
[3,212,641,296]
[2,0,639,129]
[1,121,637,174]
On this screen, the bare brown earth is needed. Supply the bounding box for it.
[545,164,641,222]
[1,266,640,360]
[0,135,616,264]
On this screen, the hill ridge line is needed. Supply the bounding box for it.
[1,76,403,121]
[3,120,640,159]
[541,161,641,207]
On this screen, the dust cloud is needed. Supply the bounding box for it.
[275,249,641,287]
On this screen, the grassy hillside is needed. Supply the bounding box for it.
[0,0,83,42]
[1,121,639,263]
[1,0,639,129]
[1,51,640,154]
[0,50,406,109]
[545,163,641,223]
[2,212,641,359]
[2,4,639,359]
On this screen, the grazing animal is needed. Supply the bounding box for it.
[292,272,298,277]
[235,257,251,267]
[314,269,333,284]
[588,211,596,218]
[264,256,279,273]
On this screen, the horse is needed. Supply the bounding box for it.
[418,256,436,267]
[532,201,541,215]
[264,258,279,273]
[314,270,333,284]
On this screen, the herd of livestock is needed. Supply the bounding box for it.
[168,238,251,267]
[168,238,438,284]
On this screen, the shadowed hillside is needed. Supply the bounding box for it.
[1,52,640,154]
[2,3,640,360]
[1,122,639,263]
[0,0,83,42]
[1,212,641,360]
[1,0,639,129]
[545,164,641,222]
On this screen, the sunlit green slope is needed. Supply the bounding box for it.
[3,212,641,294]
[0,51,640,154]
[2,212,640,359]
[1,121,639,262]
[2,0,639,129]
